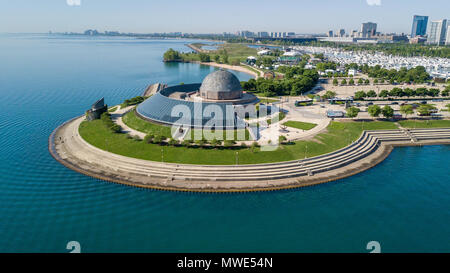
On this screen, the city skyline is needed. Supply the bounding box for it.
[1,0,450,34]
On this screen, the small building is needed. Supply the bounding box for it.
[309,58,322,64]
[86,98,108,120]
[277,56,301,65]
[348,69,357,76]
[246,56,257,65]
[327,110,345,118]
[257,49,271,56]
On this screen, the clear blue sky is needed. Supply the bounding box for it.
[1,0,449,34]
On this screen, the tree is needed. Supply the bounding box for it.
[322,91,337,99]
[210,138,221,148]
[346,107,360,119]
[354,91,367,100]
[358,78,364,85]
[333,78,338,86]
[163,48,181,62]
[364,79,370,85]
[400,105,414,118]
[279,135,287,144]
[168,138,177,146]
[198,53,211,62]
[381,105,394,119]
[144,134,154,144]
[182,139,192,147]
[341,79,347,85]
[349,78,355,85]
[366,90,377,98]
[368,105,381,119]
[153,135,163,145]
[213,55,220,63]
[379,90,389,98]
[417,105,436,116]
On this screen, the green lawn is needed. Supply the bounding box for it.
[122,110,250,141]
[398,119,450,128]
[79,119,399,165]
[283,121,317,131]
[358,120,400,130]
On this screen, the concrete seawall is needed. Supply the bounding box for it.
[49,117,450,193]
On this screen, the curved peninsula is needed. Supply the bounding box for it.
[49,70,450,192]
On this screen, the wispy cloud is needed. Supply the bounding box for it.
[366,0,381,6]
[67,0,81,6]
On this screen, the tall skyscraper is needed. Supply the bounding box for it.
[446,26,450,45]
[411,15,429,37]
[360,22,377,38]
[339,29,345,37]
[328,30,334,37]
[427,19,448,45]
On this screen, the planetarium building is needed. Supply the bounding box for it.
[136,70,259,129]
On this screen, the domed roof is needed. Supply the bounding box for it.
[200,70,242,95]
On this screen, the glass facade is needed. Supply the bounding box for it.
[411,15,428,38]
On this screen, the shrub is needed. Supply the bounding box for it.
[153,135,163,144]
[144,134,154,144]
[110,124,122,133]
[223,140,235,148]
[168,138,177,146]
[182,139,192,147]
[210,138,221,148]
[132,135,141,141]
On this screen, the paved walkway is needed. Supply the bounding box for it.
[111,106,147,139]
[49,115,450,192]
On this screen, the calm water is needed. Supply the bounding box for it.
[0,34,449,253]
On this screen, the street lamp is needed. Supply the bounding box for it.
[161,148,164,163]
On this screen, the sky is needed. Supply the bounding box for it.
[0,0,449,34]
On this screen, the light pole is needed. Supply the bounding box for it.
[236,151,239,165]
[304,144,308,159]
[161,148,164,163]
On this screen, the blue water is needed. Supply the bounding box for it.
[0,34,449,253]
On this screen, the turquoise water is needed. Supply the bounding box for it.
[0,34,449,253]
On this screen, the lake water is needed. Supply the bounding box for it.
[0,34,449,253]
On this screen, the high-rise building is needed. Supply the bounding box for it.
[446,26,450,45]
[257,32,269,38]
[360,22,377,38]
[427,19,448,45]
[411,15,428,38]
[328,30,334,37]
[339,29,345,37]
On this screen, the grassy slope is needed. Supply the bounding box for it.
[80,120,398,165]
[122,110,250,141]
[398,119,450,128]
[283,121,318,131]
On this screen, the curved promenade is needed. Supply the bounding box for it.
[49,116,450,192]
